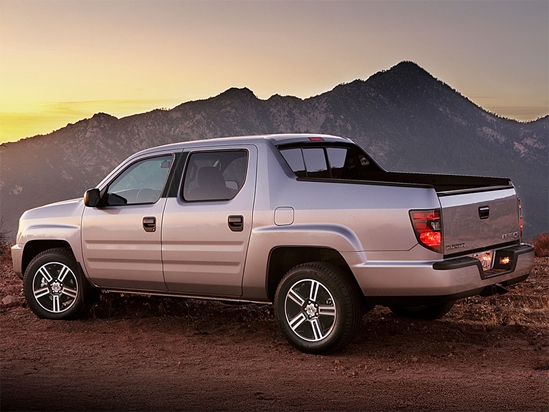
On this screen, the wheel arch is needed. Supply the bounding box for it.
[266,246,362,301]
[22,240,74,276]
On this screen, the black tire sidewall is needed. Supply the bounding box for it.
[23,249,89,320]
[274,262,361,354]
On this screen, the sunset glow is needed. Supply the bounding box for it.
[1,0,547,144]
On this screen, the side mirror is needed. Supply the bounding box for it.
[84,188,101,207]
[106,193,127,206]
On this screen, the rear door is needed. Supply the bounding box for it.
[161,145,257,297]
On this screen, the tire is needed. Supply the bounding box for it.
[23,248,97,320]
[389,301,455,320]
[274,262,362,354]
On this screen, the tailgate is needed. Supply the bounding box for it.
[439,187,520,256]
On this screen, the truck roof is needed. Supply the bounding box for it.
[135,133,353,156]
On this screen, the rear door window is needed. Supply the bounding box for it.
[182,150,248,201]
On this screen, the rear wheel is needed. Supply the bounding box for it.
[389,301,455,320]
[23,248,97,319]
[274,262,362,354]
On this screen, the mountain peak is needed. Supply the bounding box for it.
[91,112,118,121]
[391,61,430,74]
[371,61,435,84]
[217,87,257,100]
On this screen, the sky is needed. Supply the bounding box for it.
[0,0,548,144]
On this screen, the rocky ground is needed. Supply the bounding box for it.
[1,254,547,411]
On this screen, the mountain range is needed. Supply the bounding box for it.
[1,61,547,241]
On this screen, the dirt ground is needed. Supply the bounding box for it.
[1,254,547,412]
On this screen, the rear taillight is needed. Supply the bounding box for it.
[410,209,442,253]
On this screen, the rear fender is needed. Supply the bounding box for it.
[242,224,366,301]
[254,224,365,252]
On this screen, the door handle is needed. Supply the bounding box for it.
[478,206,490,220]
[228,215,243,232]
[143,216,156,232]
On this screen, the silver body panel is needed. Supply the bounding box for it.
[81,200,168,291]
[440,188,520,254]
[12,134,534,304]
[161,144,257,296]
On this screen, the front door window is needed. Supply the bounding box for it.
[107,155,173,205]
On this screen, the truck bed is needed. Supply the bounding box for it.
[299,170,519,258]
[364,171,512,194]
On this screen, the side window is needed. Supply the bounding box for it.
[280,145,377,180]
[107,155,173,205]
[280,147,330,178]
[302,148,329,178]
[326,148,347,179]
[182,150,248,201]
[280,148,306,177]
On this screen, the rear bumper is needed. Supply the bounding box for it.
[353,244,535,305]
[433,244,534,280]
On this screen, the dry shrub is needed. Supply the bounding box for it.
[533,232,549,257]
[0,223,11,260]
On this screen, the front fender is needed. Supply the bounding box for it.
[16,224,84,277]
[13,198,85,276]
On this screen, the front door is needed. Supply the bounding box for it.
[81,154,174,291]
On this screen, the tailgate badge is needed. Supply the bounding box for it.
[478,206,490,219]
[446,243,466,251]
[502,231,519,240]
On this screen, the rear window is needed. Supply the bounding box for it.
[279,144,380,179]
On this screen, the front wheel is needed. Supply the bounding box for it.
[24,248,97,320]
[274,262,362,354]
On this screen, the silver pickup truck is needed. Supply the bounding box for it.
[11,134,534,353]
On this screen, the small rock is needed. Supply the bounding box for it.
[2,295,19,306]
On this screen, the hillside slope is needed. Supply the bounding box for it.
[1,62,547,239]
